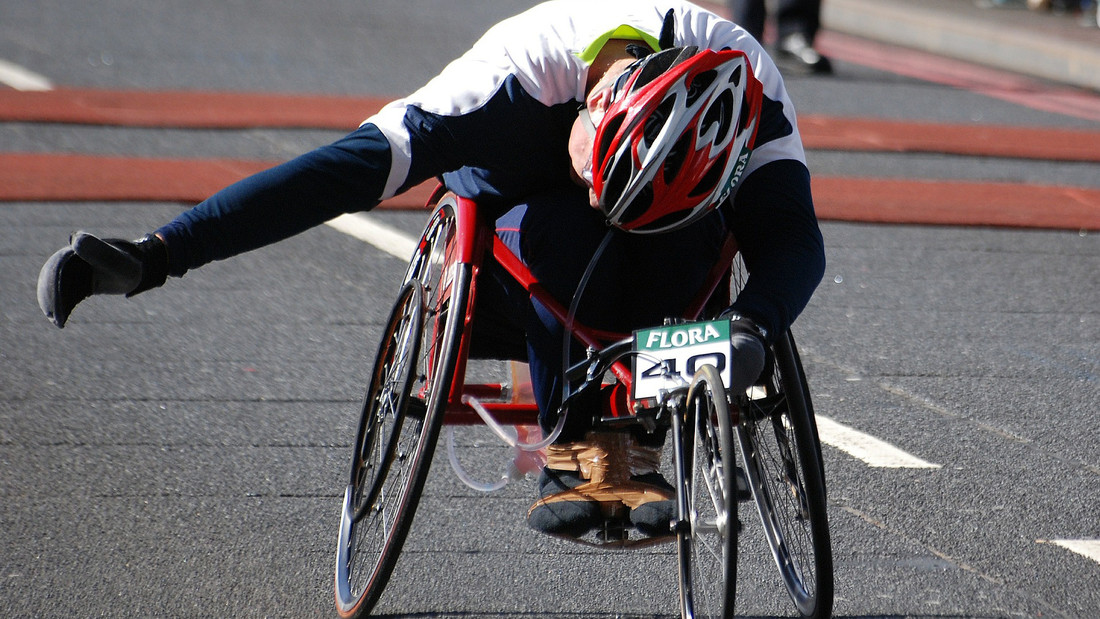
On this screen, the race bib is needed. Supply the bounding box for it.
[632,319,732,400]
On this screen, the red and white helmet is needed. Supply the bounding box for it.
[590,46,763,234]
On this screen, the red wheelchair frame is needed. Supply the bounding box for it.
[436,187,739,427]
[334,187,832,619]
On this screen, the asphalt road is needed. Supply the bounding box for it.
[2,1,1098,618]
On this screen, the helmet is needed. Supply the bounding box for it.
[590,46,763,234]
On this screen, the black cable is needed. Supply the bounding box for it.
[557,227,618,426]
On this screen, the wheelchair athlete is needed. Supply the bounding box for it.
[37,0,825,539]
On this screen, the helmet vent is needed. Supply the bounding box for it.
[702,90,734,144]
[663,132,691,184]
[643,98,675,147]
[603,152,633,205]
[729,64,742,87]
[596,113,625,168]
[687,70,715,106]
[619,183,654,224]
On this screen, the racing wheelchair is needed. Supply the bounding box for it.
[333,188,834,618]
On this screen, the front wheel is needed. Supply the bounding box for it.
[677,364,738,619]
[336,202,471,618]
[335,282,431,618]
[736,331,833,618]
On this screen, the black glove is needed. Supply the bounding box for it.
[37,231,168,328]
[722,313,770,394]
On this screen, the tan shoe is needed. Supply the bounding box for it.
[527,431,675,538]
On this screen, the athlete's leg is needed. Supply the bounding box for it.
[729,0,768,41]
[775,0,823,43]
[491,185,605,443]
[494,186,726,537]
[495,184,726,437]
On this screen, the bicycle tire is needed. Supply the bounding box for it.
[677,364,738,619]
[335,204,470,618]
[736,331,833,618]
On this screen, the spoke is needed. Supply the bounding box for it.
[743,402,819,603]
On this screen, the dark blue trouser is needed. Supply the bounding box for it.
[729,0,823,42]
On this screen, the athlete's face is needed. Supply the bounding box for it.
[568,58,635,208]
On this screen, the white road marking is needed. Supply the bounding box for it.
[1047,539,1100,565]
[329,213,943,470]
[326,212,417,261]
[0,58,53,91]
[815,415,941,468]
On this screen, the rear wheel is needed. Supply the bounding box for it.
[736,331,833,618]
[677,364,738,619]
[335,203,471,618]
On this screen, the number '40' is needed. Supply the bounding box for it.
[641,352,727,381]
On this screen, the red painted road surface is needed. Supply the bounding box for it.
[5,150,1097,230]
[4,88,1099,161]
[3,28,1100,231]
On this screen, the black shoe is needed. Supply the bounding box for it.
[527,469,603,538]
[628,472,676,537]
[628,467,753,537]
[630,467,752,534]
[775,34,833,75]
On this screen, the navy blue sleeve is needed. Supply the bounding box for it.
[726,158,825,340]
